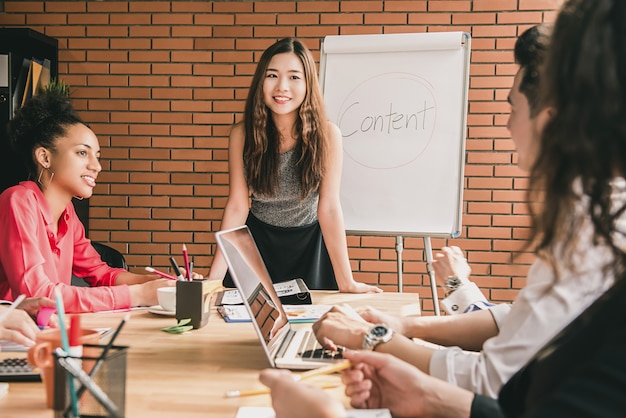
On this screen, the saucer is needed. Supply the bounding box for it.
[148,305,176,316]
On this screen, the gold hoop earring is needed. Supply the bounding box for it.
[37,168,55,187]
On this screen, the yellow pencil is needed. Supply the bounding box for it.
[225,381,340,398]
[294,360,352,381]
[225,360,352,398]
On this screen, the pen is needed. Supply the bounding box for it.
[0,294,26,324]
[145,267,178,281]
[182,244,190,280]
[169,256,184,280]
[188,261,193,279]
[55,288,80,417]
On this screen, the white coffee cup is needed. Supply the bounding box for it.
[157,287,176,312]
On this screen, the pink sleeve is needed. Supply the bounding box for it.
[0,190,131,313]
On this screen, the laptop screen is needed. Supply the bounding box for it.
[215,226,289,345]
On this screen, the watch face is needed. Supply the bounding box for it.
[446,276,461,288]
[371,325,388,337]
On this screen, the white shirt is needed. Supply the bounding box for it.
[429,178,626,397]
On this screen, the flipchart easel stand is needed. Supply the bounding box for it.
[395,235,440,316]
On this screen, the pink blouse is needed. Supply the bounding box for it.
[0,181,132,313]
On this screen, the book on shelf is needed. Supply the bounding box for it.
[0,54,8,88]
[11,57,30,117]
[11,57,52,115]
[19,59,34,108]
[30,59,43,97]
[38,59,51,94]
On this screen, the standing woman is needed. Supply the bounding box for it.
[208,38,380,293]
[0,90,173,313]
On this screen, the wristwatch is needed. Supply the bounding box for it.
[445,275,462,296]
[362,324,393,351]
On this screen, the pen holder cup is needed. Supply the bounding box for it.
[52,344,128,418]
[176,279,221,329]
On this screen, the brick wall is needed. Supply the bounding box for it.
[0,0,563,314]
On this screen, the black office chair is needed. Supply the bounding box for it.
[90,241,127,269]
[71,242,127,287]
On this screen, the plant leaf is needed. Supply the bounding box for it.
[161,318,193,334]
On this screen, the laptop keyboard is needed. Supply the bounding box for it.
[0,357,41,382]
[298,330,343,360]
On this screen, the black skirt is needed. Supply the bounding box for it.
[222,212,338,290]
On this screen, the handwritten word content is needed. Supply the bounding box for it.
[334,73,437,169]
[340,101,435,137]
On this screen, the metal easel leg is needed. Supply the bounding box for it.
[396,235,403,293]
[424,237,441,316]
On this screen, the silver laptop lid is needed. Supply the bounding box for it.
[215,225,291,366]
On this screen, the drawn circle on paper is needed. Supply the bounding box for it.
[335,73,437,170]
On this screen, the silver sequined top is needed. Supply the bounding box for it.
[249,148,319,227]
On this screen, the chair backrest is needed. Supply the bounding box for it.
[91,241,127,269]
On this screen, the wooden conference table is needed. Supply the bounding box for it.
[1,291,420,418]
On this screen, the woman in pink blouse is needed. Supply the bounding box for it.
[0,90,173,313]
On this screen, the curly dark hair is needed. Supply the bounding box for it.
[528,0,626,274]
[8,90,83,180]
[243,37,327,199]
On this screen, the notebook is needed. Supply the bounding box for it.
[215,225,343,370]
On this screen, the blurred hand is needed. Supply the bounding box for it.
[342,349,473,418]
[0,307,40,346]
[129,279,175,307]
[179,267,204,280]
[259,368,345,418]
[17,297,55,318]
[431,246,471,287]
[313,304,371,350]
[339,281,383,294]
[357,306,409,336]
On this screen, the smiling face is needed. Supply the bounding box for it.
[262,52,307,118]
[40,123,102,200]
[507,69,544,172]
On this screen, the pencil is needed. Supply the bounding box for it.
[224,361,352,398]
[295,360,352,381]
[224,382,340,398]
[0,294,26,324]
[145,267,178,281]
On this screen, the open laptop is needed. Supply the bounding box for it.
[215,225,343,370]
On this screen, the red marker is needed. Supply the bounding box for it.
[69,315,83,358]
[182,243,191,280]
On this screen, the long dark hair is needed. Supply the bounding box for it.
[528,0,626,274]
[514,24,551,115]
[243,37,327,198]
